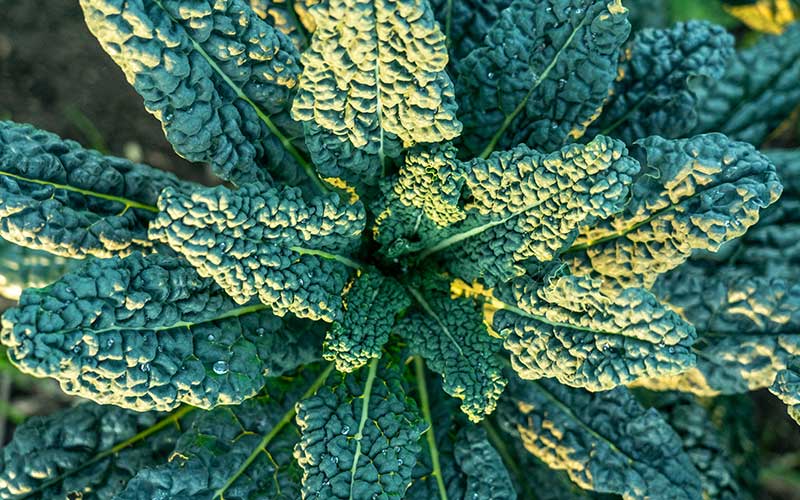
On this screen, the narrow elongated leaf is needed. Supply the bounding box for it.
[722,0,799,33]
[429,0,514,66]
[492,274,696,390]
[149,182,365,322]
[0,121,187,259]
[397,276,507,422]
[0,403,184,499]
[647,393,746,499]
[692,23,800,146]
[592,21,734,143]
[456,0,630,156]
[116,369,330,499]
[639,262,800,396]
[81,0,306,184]
[295,357,426,499]
[499,380,703,499]
[567,134,782,290]
[292,0,462,186]
[0,237,77,301]
[324,270,410,373]
[0,252,321,411]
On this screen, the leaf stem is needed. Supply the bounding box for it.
[349,357,380,500]
[16,405,194,499]
[414,357,448,500]
[212,363,335,499]
[290,246,364,270]
[0,170,158,213]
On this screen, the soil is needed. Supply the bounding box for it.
[0,0,208,184]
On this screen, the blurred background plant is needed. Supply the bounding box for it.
[0,0,798,498]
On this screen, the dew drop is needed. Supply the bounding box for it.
[157,345,163,353]
[323,480,330,486]
[545,7,552,12]
[575,7,584,14]
[140,362,151,373]
[213,360,229,375]
[219,241,228,251]
[256,327,265,336]
[331,455,339,464]
[487,72,495,80]
[299,278,305,286]
[106,339,115,348]
[557,78,567,89]
[207,334,215,341]
[65,287,73,294]
[658,341,666,348]
[341,425,350,435]
[164,112,174,122]
[397,458,403,465]
[668,346,676,354]
[72,346,81,354]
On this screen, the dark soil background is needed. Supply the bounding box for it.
[0,1,798,498]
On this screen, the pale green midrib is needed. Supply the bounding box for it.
[0,169,159,213]
[407,286,465,357]
[16,405,195,500]
[414,357,448,500]
[289,246,363,270]
[529,381,635,465]
[151,0,327,194]
[418,197,549,260]
[212,363,334,499]
[349,357,380,500]
[479,13,590,159]
[39,303,270,338]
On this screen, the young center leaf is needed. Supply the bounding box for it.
[149,182,366,322]
[0,121,188,259]
[0,252,322,411]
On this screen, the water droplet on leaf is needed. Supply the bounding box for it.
[213,360,229,375]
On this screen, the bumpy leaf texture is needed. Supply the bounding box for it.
[249,0,315,50]
[294,357,426,499]
[397,275,507,422]
[377,136,639,285]
[649,393,745,499]
[292,0,462,186]
[640,261,800,396]
[428,0,514,65]
[692,22,800,146]
[149,182,365,322]
[81,0,304,184]
[769,362,800,425]
[0,121,186,259]
[567,133,782,290]
[493,273,696,390]
[722,0,799,33]
[591,21,734,144]
[0,403,180,499]
[0,237,77,300]
[116,370,323,499]
[456,0,630,156]
[323,270,410,373]
[435,136,639,284]
[499,379,703,499]
[1,252,321,411]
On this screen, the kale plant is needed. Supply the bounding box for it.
[0,0,798,498]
